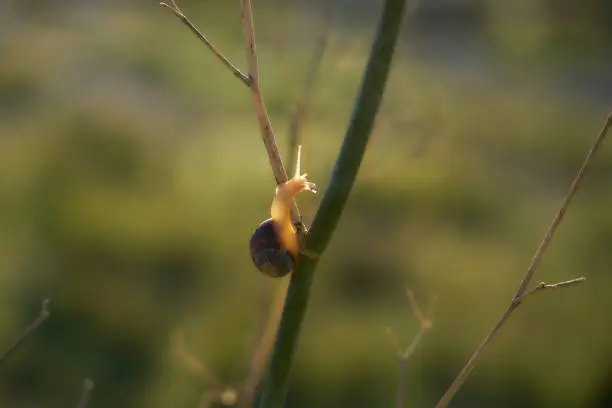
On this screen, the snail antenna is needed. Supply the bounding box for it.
[295,145,302,179]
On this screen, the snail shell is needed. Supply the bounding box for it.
[249,218,295,277]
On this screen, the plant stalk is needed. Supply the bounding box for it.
[255,1,407,407]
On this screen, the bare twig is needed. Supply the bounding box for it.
[172,331,239,407]
[170,278,289,408]
[161,0,302,223]
[239,0,292,189]
[406,288,434,329]
[520,277,587,300]
[396,355,409,408]
[159,1,250,85]
[240,279,290,408]
[434,112,612,408]
[172,331,228,390]
[401,325,428,362]
[511,113,612,302]
[76,379,94,408]
[0,298,50,366]
[286,0,334,174]
[385,327,404,357]
[161,4,333,404]
[386,290,436,408]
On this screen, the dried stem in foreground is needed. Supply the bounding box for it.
[75,379,94,408]
[172,331,228,390]
[434,112,612,408]
[386,289,436,408]
[239,278,289,408]
[171,331,239,407]
[0,298,50,367]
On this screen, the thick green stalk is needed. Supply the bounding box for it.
[256,1,407,407]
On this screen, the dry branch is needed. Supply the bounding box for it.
[286,0,334,174]
[160,0,303,224]
[434,112,612,408]
[386,289,436,408]
[171,331,228,389]
[239,0,290,187]
[159,1,250,86]
[520,277,587,300]
[239,279,289,408]
[0,298,50,367]
[161,4,335,407]
[76,379,94,408]
[171,330,239,407]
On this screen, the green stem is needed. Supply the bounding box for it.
[256,1,407,407]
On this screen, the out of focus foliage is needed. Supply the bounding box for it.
[0,1,611,407]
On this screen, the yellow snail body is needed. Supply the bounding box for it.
[249,146,317,277]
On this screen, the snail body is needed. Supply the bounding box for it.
[249,146,317,277]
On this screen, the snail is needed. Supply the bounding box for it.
[249,146,317,277]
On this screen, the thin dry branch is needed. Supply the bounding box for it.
[0,298,50,366]
[169,283,288,408]
[75,379,94,408]
[239,279,290,408]
[520,277,587,300]
[161,5,333,405]
[159,1,250,85]
[387,290,436,408]
[161,0,302,223]
[286,0,334,174]
[171,331,229,390]
[171,331,239,407]
[239,0,291,188]
[406,288,435,330]
[385,327,404,358]
[395,352,409,408]
[512,114,612,302]
[434,112,612,408]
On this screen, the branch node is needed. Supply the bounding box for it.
[520,276,587,301]
[390,288,435,408]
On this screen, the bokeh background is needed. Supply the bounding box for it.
[1,0,611,407]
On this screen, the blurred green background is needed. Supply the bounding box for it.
[1,0,611,407]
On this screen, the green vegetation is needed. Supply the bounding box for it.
[0,2,611,408]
